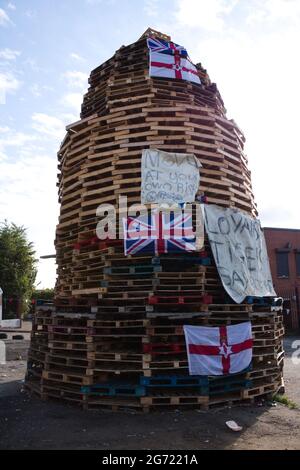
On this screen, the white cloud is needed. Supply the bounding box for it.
[29,83,54,97]
[144,0,159,17]
[0,48,20,60]
[61,112,78,123]
[0,72,21,91]
[175,0,238,31]
[0,152,58,287]
[0,130,37,150]
[7,3,16,10]
[32,113,65,139]
[61,92,82,112]
[0,72,21,103]
[30,83,41,97]
[247,0,300,25]
[63,70,88,89]
[70,52,85,62]
[0,7,10,26]
[0,127,40,164]
[23,58,41,72]
[25,9,36,19]
[60,72,87,114]
[0,126,59,287]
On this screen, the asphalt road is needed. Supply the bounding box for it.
[0,337,299,450]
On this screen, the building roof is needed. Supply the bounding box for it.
[264,227,300,232]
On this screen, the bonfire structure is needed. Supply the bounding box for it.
[26,29,284,411]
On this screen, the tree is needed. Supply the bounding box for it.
[28,288,54,316]
[0,221,37,316]
[31,288,54,301]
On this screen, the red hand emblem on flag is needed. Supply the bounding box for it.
[149,51,201,84]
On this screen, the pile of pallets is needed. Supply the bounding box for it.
[26,260,284,411]
[25,29,284,411]
[26,301,284,411]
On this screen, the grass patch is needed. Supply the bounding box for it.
[273,394,298,409]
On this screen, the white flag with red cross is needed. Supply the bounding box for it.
[149,51,201,84]
[183,322,253,375]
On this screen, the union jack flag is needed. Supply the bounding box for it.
[147,37,188,57]
[123,211,196,256]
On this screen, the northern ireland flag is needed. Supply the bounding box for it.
[184,322,253,376]
[149,51,201,84]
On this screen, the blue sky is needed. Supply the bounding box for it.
[0,0,299,287]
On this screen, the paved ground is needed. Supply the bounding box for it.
[282,335,300,407]
[0,337,300,450]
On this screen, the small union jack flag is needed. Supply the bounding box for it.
[123,211,196,256]
[147,37,188,57]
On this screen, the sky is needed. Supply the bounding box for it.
[0,0,299,288]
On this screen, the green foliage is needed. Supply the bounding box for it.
[32,288,54,301]
[273,394,298,409]
[26,288,55,318]
[0,221,37,313]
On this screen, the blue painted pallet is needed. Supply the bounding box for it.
[81,383,146,397]
[208,379,252,395]
[207,377,247,388]
[103,265,161,275]
[194,381,251,396]
[244,296,283,306]
[80,376,252,398]
[140,375,208,388]
[140,378,251,397]
[140,369,252,390]
[36,299,53,306]
[151,256,211,266]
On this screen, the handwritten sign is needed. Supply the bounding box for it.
[141,149,201,205]
[203,204,276,303]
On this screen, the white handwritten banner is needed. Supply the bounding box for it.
[141,149,201,205]
[202,204,276,303]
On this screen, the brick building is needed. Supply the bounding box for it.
[264,227,300,330]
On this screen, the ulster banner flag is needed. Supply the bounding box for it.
[184,322,253,375]
[149,51,201,84]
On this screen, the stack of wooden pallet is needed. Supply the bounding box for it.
[26,297,284,411]
[25,29,284,411]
